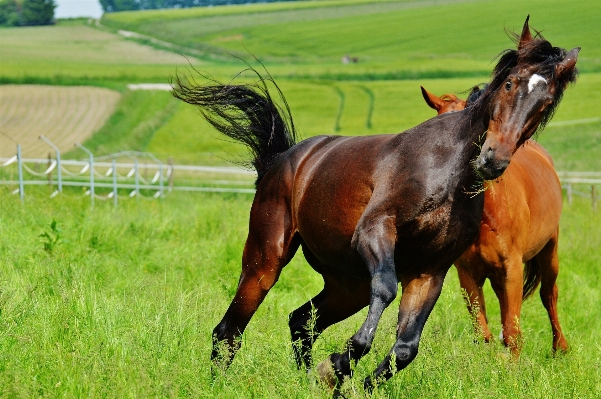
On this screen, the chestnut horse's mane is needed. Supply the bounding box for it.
[465,29,579,133]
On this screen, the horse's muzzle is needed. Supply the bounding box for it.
[475,148,510,180]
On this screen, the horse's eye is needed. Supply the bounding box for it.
[505,80,512,91]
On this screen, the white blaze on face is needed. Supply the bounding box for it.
[528,74,547,93]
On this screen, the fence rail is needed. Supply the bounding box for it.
[0,139,598,209]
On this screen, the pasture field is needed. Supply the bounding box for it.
[0,2,600,397]
[0,85,121,158]
[2,2,601,166]
[151,72,601,166]
[67,90,179,159]
[0,19,201,87]
[101,0,601,76]
[0,189,599,398]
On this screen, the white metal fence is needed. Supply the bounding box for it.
[0,138,255,208]
[1,139,599,209]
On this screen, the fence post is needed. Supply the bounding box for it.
[593,185,597,212]
[40,135,62,193]
[134,157,140,199]
[168,157,174,193]
[145,152,163,199]
[159,163,164,198]
[76,143,94,209]
[17,144,24,202]
[113,158,118,208]
[567,183,572,205]
[47,152,52,187]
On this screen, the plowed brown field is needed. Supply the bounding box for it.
[0,85,120,158]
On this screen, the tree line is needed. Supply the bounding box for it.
[0,0,55,26]
[99,0,294,13]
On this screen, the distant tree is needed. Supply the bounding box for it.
[20,0,55,25]
[98,0,117,13]
[0,0,21,26]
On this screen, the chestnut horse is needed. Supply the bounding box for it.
[421,86,568,355]
[173,17,578,392]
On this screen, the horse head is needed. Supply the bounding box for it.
[421,86,466,115]
[472,16,579,180]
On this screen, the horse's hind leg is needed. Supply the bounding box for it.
[537,232,568,352]
[211,201,300,368]
[289,270,370,370]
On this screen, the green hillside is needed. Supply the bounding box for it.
[1,2,599,169]
[96,0,601,167]
[102,0,601,77]
[0,19,200,87]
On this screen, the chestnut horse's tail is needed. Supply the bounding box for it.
[523,258,542,299]
[172,70,297,187]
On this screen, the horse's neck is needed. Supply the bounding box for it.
[448,113,488,183]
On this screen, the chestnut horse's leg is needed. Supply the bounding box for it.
[537,232,569,352]
[289,273,370,370]
[316,216,399,388]
[211,201,300,369]
[364,270,447,389]
[490,256,524,355]
[455,260,494,342]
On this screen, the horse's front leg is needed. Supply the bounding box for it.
[490,256,524,355]
[316,217,398,390]
[364,270,447,390]
[455,259,493,342]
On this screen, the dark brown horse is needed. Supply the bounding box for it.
[422,87,568,355]
[173,17,578,392]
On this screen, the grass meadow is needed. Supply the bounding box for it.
[0,188,599,398]
[1,0,600,396]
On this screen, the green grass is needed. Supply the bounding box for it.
[146,72,601,166]
[0,188,599,398]
[101,0,601,76]
[2,1,600,168]
[0,2,600,397]
[68,90,180,158]
[0,20,200,88]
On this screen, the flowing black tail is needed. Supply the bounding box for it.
[172,68,298,187]
[523,257,542,299]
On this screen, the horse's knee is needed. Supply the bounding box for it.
[213,322,227,342]
[288,310,308,343]
[372,271,398,304]
[391,341,419,370]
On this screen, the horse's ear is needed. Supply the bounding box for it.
[421,86,442,111]
[555,47,580,79]
[518,15,533,49]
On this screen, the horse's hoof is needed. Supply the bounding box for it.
[316,358,338,390]
[553,341,570,355]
